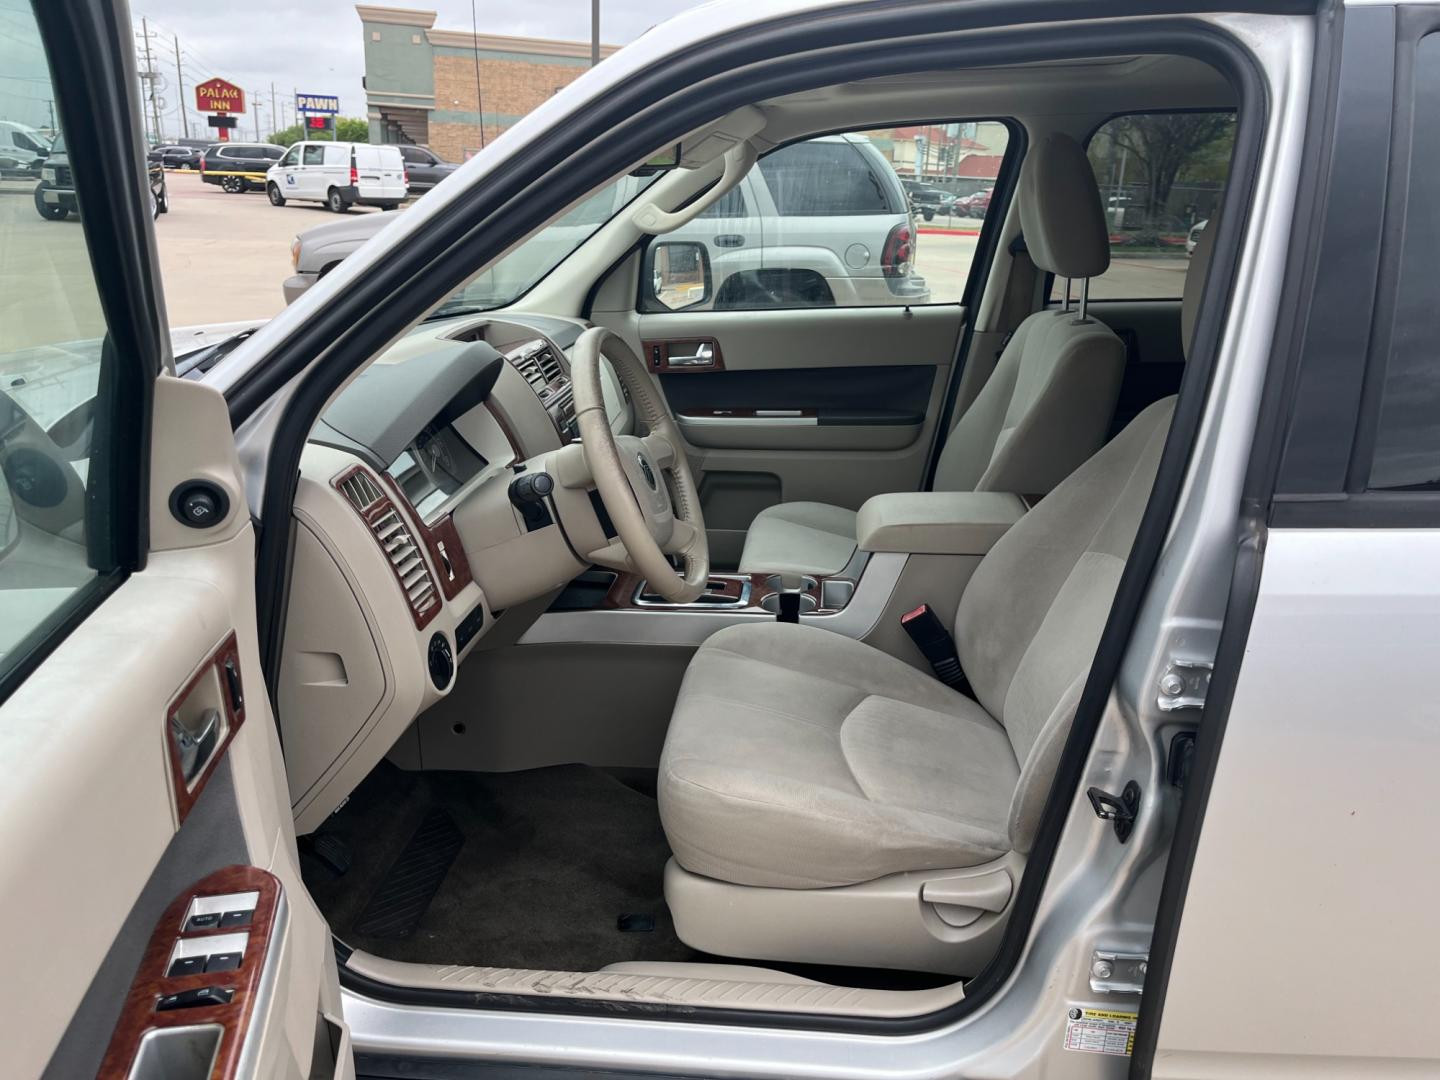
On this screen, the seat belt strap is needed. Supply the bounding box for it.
[900,604,971,694]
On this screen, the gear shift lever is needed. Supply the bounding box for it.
[776,573,804,624]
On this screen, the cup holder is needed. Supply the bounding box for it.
[763,574,818,593]
[760,592,819,615]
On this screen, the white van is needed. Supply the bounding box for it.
[265,141,407,212]
[0,120,49,177]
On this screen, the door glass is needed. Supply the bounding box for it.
[302,145,325,166]
[640,122,1011,312]
[0,2,123,674]
[1064,111,1237,301]
[280,146,300,167]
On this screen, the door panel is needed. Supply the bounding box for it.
[600,303,964,566]
[0,3,351,1077]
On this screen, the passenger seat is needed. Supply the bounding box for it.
[738,133,1126,577]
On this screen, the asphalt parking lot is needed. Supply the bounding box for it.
[5,170,1190,344]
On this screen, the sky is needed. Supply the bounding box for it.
[128,1,710,142]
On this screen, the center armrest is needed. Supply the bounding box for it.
[856,492,1027,556]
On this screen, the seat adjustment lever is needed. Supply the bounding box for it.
[1086,780,1141,843]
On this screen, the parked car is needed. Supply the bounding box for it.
[396,144,458,193]
[199,141,286,192]
[954,186,992,218]
[901,178,951,220]
[284,133,926,306]
[36,135,167,220]
[0,120,48,177]
[147,144,200,170]
[266,141,407,212]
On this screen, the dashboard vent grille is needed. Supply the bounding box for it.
[370,507,438,620]
[338,469,383,510]
[510,351,548,394]
[535,347,563,385]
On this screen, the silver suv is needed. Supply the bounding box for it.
[283,133,926,306]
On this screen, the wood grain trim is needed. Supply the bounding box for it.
[97,866,282,1080]
[643,337,725,374]
[332,465,441,631]
[165,632,245,826]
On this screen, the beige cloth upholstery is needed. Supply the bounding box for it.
[854,492,1027,555]
[737,501,858,576]
[659,621,1018,888]
[738,133,1123,577]
[660,396,1176,891]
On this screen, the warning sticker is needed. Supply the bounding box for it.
[1063,1006,1137,1056]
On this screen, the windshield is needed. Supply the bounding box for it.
[428,171,659,318]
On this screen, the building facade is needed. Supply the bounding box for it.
[356,5,619,162]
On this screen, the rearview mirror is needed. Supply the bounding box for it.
[643,241,711,311]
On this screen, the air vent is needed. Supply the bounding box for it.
[337,469,383,510]
[510,350,547,394]
[334,466,440,628]
[370,507,438,620]
[535,347,563,385]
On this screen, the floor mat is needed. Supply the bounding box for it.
[352,808,464,938]
[303,763,698,971]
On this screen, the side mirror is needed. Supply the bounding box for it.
[643,241,712,311]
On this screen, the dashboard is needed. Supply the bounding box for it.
[278,312,626,832]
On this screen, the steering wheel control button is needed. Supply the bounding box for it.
[428,632,455,690]
[170,480,231,529]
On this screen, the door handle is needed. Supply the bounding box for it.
[170,708,220,785]
[714,234,745,247]
[668,342,715,367]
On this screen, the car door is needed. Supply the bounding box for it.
[299,143,327,199]
[595,123,1015,567]
[276,143,301,196]
[400,145,434,188]
[0,4,354,1078]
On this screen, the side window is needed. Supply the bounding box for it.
[280,146,300,167]
[1367,33,1440,490]
[641,122,1011,312]
[1061,111,1236,302]
[302,145,325,166]
[1,5,132,679]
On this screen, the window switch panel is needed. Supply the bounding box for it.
[204,952,242,973]
[156,985,234,1011]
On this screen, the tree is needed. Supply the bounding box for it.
[266,117,370,146]
[1105,113,1234,220]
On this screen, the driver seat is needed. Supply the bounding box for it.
[656,220,1217,974]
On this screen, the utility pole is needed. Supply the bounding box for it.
[253,94,261,141]
[271,83,278,140]
[172,34,188,139]
[590,0,600,66]
[140,19,163,142]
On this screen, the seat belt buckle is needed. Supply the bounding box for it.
[900,604,969,691]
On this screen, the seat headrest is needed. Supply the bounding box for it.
[1018,133,1110,280]
[1181,207,1220,360]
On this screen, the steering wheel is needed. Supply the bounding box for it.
[570,327,709,603]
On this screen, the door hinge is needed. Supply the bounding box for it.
[1158,658,1212,712]
[1086,780,1141,842]
[1090,949,1148,995]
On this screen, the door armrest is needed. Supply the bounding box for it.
[856,492,1026,555]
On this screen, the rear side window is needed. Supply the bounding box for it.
[639,121,1012,312]
[1056,111,1236,302]
[758,140,902,216]
[1367,33,1440,490]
